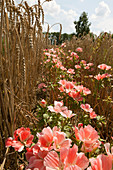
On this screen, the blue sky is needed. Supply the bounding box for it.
[15,0,113,35]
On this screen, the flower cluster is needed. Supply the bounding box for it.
[6,125,113,170]
[58,80,91,101]
[48,101,75,118]
[80,104,97,119]
[6,127,34,152]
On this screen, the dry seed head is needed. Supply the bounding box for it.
[29,32,33,48]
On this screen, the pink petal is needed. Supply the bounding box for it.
[44,151,59,169]
[76,153,89,169]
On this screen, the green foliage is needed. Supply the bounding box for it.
[48,32,75,45]
[74,11,91,37]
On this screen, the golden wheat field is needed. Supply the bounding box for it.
[0,0,113,169]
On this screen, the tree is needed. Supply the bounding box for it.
[74,11,91,37]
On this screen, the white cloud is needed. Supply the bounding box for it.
[80,0,84,2]
[43,0,61,17]
[91,1,111,19]
[42,0,77,33]
[90,1,112,35]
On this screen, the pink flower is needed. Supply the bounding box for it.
[60,108,75,118]
[53,131,72,151]
[98,64,111,70]
[88,154,112,170]
[11,140,24,152]
[58,80,75,93]
[94,74,103,80]
[61,43,66,48]
[44,52,51,57]
[38,83,46,89]
[6,138,24,152]
[74,125,100,152]
[90,111,97,119]
[67,69,75,74]
[84,66,90,70]
[44,145,89,170]
[81,60,86,65]
[78,123,83,128]
[5,137,13,147]
[82,87,91,95]
[40,99,47,107]
[65,82,75,93]
[75,65,81,69]
[41,99,46,105]
[37,127,54,151]
[58,79,67,86]
[104,143,113,160]
[48,101,63,114]
[80,104,93,113]
[44,151,61,169]
[71,52,79,59]
[87,63,94,67]
[76,47,83,52]
[75,85,91,96]
[6,127,34,152]
[68,90,83,101]
[48,101,75,118]
[58,85,65,92]
[25,146,48,170]
[60,66,67,71]
[14,127,34,147]
[64,145,89,169]
[94,73,112,80]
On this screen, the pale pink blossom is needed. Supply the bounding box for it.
[44,151,62,170]
[65,82,75,93]
[44,145,89,170]
[64,145,89,169]
[75,65,81,69]
[68,90,83,101]
[53,131,72,151]
[76,47,83,52]
[90,111,97,119]
[87,63,94,67]
[37,127,54,151]
[98,64,111,70]
[38,83,46,89]
[104,143,113,160]
[84,66,90,70]
[61,43,66,48]
[94,73,112,80]
[81,60,86,65]
[40,99,47,107]
[6,138,24,152]
[48,101,63,114]
[67,69,75,74]
[60,65,67,71]
[60,108,75,118]
[6,127,34,152]
[58,79,67,86]
[82,87,91,95]
[88,154,112,170]
[25,147,48,170]
[71,52,79,59]
[58,86,65,92]
[74,125,100,152]
[75,85,91,96]
[80,104,93,113]
[48,101,74,118]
